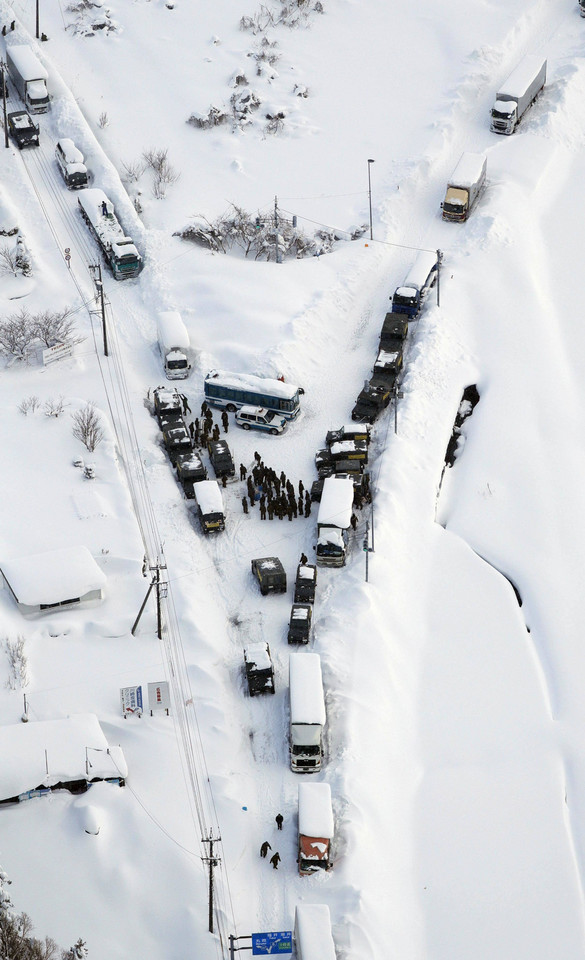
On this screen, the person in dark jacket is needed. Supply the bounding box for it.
[350,513,358,530]
[275,814,284,830]
[300,553,308,565]
[240,463,247,481]
[221,410,229,433]
[242,496,249,514]
[180,394,191,415]
[270,852,281,870]
[304,493,311,518]
[260,841,271,858]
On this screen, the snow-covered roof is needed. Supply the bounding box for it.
[298,782,334,838]
[0,714,127,802]
[27,79,48,100]
[157,311,189,349]
[317,477,354,530]
[295,905,336,960]
[206,369,299,401]
[376,349,400,365]
[194,480,223,515]
[330,440,363,456]
[402,249,438,292]
[289,653,326,724]
[6,44,48,81]
[448,152,486,189]
[57,138,84,164]
[298,565,316,580]
[1,546,105,606]
[244,642,271,670]
[291,605,310,620]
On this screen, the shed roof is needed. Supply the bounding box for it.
[1,546,105,605]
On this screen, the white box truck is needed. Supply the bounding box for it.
[6,45,49,114]
[316,476,354,567]
[298,782,334,876]
[441,153,487,223]
[289,653,326,773]
[157,311,191,380]
[294,905,336,960]
[490,56,546,135]
[193,480,225,534]
[391,249,439,318]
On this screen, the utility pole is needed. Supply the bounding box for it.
[367,159,375,240]
[363,519,373,582]
[202,830,221,934]
[436,248,443,307]
[1,62,8,149]
[89,263,108,356]
[36,0,40,39]
[131,562,166,639]
[274,195,282,264]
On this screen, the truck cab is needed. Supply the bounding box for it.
[162,421,192,465]
[244,642,275,696]
[298,782,333,876]
[207,439,235,479]
[288,604,312,644]
[372,346,403,386]
[379,312,408,349]
[153,387,183,427]
[325,423,371,447]
[351,382,391,423]
[251,557,287,595]
[176,452,207,498]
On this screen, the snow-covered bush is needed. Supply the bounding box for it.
[0,861,87,958]
[0,308,82,364]
[72,403,104,452]
[4,635,28,690]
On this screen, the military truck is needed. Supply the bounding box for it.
[379,312,408,349]
[251,557,287,595]
[325,424,370,447]
[207,438,235,479]
[176,451,207,498]
[372,346,403,385]
[351,381,391,423]
[244,642,275,696]
[311,472,370,505]
[294,563,317,603]
[7,110,39,149]
[162,421,192,465]
[194,480,225,534]
[288,604,313,644]
[153,387,183,428]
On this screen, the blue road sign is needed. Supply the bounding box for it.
[252,932,293,955]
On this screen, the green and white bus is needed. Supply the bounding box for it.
[204,370,301,420]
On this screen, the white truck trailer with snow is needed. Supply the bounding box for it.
[294,905,336,960]
[490,56,546,135]
[6,44,49,114]
[316,476,354,567]
[441,152,487,223]
[193,480,225,534]
[298,781,334,876]
[157,311,191,380]
[289,653,326,773]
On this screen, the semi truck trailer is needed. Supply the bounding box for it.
[490,56,546,135]
[6,44,49,114]
[289,653,326,773]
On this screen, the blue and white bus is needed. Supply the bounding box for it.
[204,370,302,420]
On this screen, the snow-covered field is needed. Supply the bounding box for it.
[1,0,585,957]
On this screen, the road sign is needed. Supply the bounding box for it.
[120,685,143,718]
[64,247,70,254]
[64,254,71,261]
[252,932,292,956]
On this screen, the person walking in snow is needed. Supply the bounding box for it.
[270,852,281,870]
[201,401,209,417]
[350,513,358,531]
[242,496,249,515]
[275,813,283,830]
[221,410,229,433]
[304,492,311,518]
[260,841,272,858]
[180,394,191,416]
[300,553,308,565]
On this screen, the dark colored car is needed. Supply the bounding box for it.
[294,563,317,603]
[244,642,275,696]
[176,451,207,498]
[7,110,39,149]
[153,387,183,427]
[379,312,408,349]
[325,424,371,447]
[251,557,287,595]
[207,439,235,479]
[287,604,313,644]
[162,421,192,465]
[351,383,391,423]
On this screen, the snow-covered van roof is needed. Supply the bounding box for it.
[206,369,299,401]
[289,653,326,724]
[298,564,316,580]
[194,480,224,515]
[57,138,84,164]
[497,56,546,101]
[157,311,189,349]
[298,782,334,838]
[6,44,48,81]
[317,477,354,530]
[244,642,271,670]
[0,714,127,803]
[294,905,336,960]
[448,152,487,189]
[330,440,363,457]
[402,249,438,292]
[1,546,105,606]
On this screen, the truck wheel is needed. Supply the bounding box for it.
[226,404,236,413]
[261,587,268,596]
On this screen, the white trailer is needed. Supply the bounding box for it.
[193,480,225,534]
[6,45,49,114]
[289,653,326,773]
[316,476,354,567]
[157,311,191,380]
[391,249,438,317]
[490,56,546,135]
[298,782,334,876]
[294,905,336,960]
[441,152,487,223]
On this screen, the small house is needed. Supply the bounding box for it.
[0,545,106,616]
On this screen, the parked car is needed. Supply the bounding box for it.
[251,557,287,595]
[244,642,275,696]
[235,405,287,435]
[325,424,371,447]
[351,382,391,423]
[176,451,207,498]
[55,138,89,188]
[294,563,317,603]
[288,604,313,644]
[207,439,235,479]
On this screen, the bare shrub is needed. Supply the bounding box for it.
[72,402,104,452]
[18,396,41,415]
[0,244,20,277]
[121,159,145,183]
[44,396,68,418]
[265,111,286,135]
[5,635,29,690]
[187,106,229,129]
[33,308,83,349]
[0,310,37,361]
[98,111,109,128]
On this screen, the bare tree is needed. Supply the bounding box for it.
[18,396,41,415]
[0,310,37,361]
[0,244,20,277]
[98,111,109,128]
[44,396,68,418]
[72,403,104,452]
[33,308,83,349]
[121,159,145,183]
[61,939,88,960]
[5,635,28,690]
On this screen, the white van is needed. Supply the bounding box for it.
[235,405,286,435]
[55,139,88,189]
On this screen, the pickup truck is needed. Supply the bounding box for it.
[7,110,39,149]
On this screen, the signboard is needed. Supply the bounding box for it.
[42,342,73,366]
[148,681,171,715]
[120,685,143,718]
[252,933,292,956]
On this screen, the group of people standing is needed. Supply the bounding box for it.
[240,455,311,520]
[188,401,229,448]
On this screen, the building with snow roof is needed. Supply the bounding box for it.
[0,714,127,805]
[0,545,106,616]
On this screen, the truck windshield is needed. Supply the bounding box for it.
[292,744,320,756]
[168,358,187,370]
[443,187,468,212]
